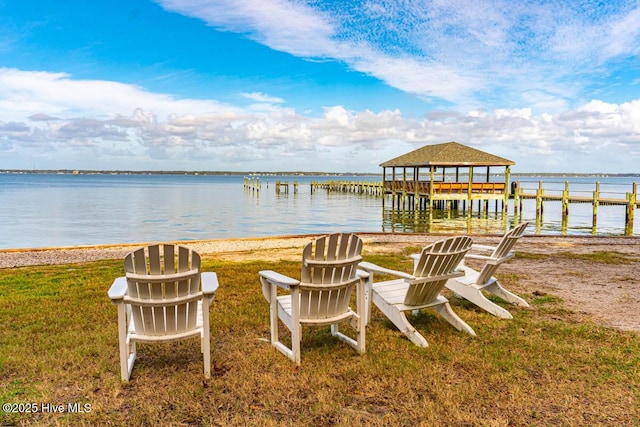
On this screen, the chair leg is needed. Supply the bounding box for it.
[446,279,514,319]
[396,311,429,347]
[340,280,366,354]
[270,290,301,364]
[117,303,135,381]
[486,281,530,307]
[388,309,430,347]
[431,298,476,336]
[202,332,211,379]
[331,315,365,354]
[374,291,428,347]
[201,299,211,379]
[291,319,301,365]
[119,340,136,382]
[269,284,279,347]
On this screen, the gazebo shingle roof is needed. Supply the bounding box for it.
[380,142,514,167]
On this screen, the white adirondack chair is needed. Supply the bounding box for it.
[445,222,530,319]
[258,233,367,364]
[360,236,476,347]
[108,244,218,381]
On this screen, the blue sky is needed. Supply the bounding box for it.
[1,0,639,173]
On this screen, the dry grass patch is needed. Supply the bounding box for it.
[1,253,639,426]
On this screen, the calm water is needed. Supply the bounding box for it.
[1,173,638,249]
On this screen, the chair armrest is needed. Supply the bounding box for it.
[465,251,514,264]
[356,269,370,280]
[259,270,300,289]
[201,272,219,296]
[358,261,415,280]
[107,277,128,301]
[464,253,495,261]
[469,244,496,253]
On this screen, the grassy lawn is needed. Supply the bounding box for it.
[1,250,639,426]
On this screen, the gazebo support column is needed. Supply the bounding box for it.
[414,167,420,210]
[429,166,435,211]
[483,167,490,214]
[402,168,407,209]
[467,167,473,214]
[504,166,510,215]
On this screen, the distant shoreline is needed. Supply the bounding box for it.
[2,169,639,178]
[1,169,381,177]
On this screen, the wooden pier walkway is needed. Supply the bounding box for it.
[514,181,638,233]
[310,180,383,196]
[309,179,639,234]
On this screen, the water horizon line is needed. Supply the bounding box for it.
[2,169,640,178]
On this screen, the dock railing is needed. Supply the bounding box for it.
[514,180,638,233]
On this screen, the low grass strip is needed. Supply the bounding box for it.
[1,253,639,426]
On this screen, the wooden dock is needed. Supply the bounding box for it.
[275,181,298,194]
[309,178,639,235]
[514,181,638,233]
[310,181,383,196]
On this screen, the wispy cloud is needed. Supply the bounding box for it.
[157,0,640,111]
[241,92,285,104]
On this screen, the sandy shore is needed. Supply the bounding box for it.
[2,233,639,332]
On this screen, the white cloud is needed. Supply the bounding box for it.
[1,68,639,172]
[241,92,285,104]
[0,68,232,121]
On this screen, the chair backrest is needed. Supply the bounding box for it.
[476,222,529,285]
[490,222,529,259]
[299,233,363,320]
[124,244,202,337]
[405,236,473,306]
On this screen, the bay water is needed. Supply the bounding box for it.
[1,172,638,249]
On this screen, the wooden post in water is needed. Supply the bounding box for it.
[535,181,544,221]
[518,180,523,215]
[513,180,520,215]
[561,181,569,221]
[504,166,510,214]
[592,182,600,233]
[626,183,636,235]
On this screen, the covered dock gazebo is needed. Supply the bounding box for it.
[381,141,515,213]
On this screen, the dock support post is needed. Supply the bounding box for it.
[592,182,599,233]
[535,181,544,222]
[466,167,473,215]
[513,180,520,215]
[561,181,569,220]
[626,183,636,235]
